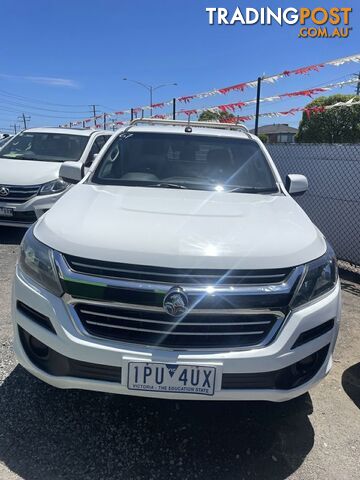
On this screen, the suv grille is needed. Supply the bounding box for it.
[0,185,40,204]
[74,303,284,349]
[59,254,302,350]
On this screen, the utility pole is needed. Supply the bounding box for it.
[10,123,20,134]
[254,77,262,136]
[356,72,360,96]
[18,114,30,130]
[172,98,176,120]
[89,105,99,127]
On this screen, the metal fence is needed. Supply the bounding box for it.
[267,143,360,268]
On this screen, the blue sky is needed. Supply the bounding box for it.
[0,0,359,132]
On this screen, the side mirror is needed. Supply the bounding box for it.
[285,174,308,196]
[59,161,84,184]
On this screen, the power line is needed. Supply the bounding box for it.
[0,88,90,108]
[0,96,91,114]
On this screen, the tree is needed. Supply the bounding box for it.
[296,94,360,143]
[258,133,268,143]
[198,110,236,123]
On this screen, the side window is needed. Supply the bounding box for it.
[96,135,110,150]
[84,136,109,167]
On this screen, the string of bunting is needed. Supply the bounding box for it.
[177,78,359,117]
[62,53,360,128]
[211,97,360,124]
[100,97,360,129]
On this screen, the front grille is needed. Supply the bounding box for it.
[74,303,284,349]
[65,254,291,285]
[0,184,40,204]
[58,253,302,350]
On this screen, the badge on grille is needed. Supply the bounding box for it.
[163,287,189,317]
[0,187,10,197]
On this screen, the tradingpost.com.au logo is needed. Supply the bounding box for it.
[205,6,353,39]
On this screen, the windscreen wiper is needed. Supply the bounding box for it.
[227,186,279,193]
[147,182,188,190]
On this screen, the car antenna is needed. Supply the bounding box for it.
[185,114,192,133]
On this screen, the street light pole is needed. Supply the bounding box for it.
[123,78,177,118]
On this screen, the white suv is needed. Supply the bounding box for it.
[12,119,341,402]
[0,127,111,227]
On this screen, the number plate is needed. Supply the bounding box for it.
[127,362,216,396]
[0,207,14,217]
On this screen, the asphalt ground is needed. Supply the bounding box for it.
[0,227,359,480]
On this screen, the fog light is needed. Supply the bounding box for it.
[291,353,318,377]
[29,335,49,359]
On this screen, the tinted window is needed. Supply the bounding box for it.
[0,132,89,163]
[93,132,277,192]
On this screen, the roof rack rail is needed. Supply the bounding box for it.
[129,118,250,134]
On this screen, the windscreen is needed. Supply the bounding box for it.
[0,132,89,163]
[93,132,278,192]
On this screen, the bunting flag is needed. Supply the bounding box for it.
[175,53,360,104]
[279,87,328,98]
[59,53,360,128]
[99,98,360,130]
[218,98,360,123]
[176,78,358,118]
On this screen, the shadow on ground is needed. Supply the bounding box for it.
[342,362,360,410]
[0,366,315,480]
[0,227,25,246]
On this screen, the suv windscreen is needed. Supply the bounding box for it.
[92,132,278,192]
[0,132,89,162]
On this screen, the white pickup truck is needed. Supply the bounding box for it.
[0,127,111,227]
[12,119,341,402]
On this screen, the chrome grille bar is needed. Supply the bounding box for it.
[68,259,287,282]
[85,320,265,336]
[0,184,40,203]
[78,308,273,326]
[56,252,303,296]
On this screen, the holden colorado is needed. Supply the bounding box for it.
[12,119,341,401]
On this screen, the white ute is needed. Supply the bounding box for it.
[0,127,111,227]
[12,119,341,401]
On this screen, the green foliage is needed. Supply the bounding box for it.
[296,94,360,143]
[258,133,268,143]
[198,110,236,122]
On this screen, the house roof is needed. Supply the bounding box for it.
[251,124,298,135]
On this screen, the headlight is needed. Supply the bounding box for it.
[292,244,338,309]
[19,227,63,297]
[39,179,70,195]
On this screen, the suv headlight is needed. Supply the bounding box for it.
[39,179,70,195]
[292,244,338,309]
[19,227,63,297]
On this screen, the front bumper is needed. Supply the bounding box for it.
[0,192,65,227]
[12,267,341,401]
